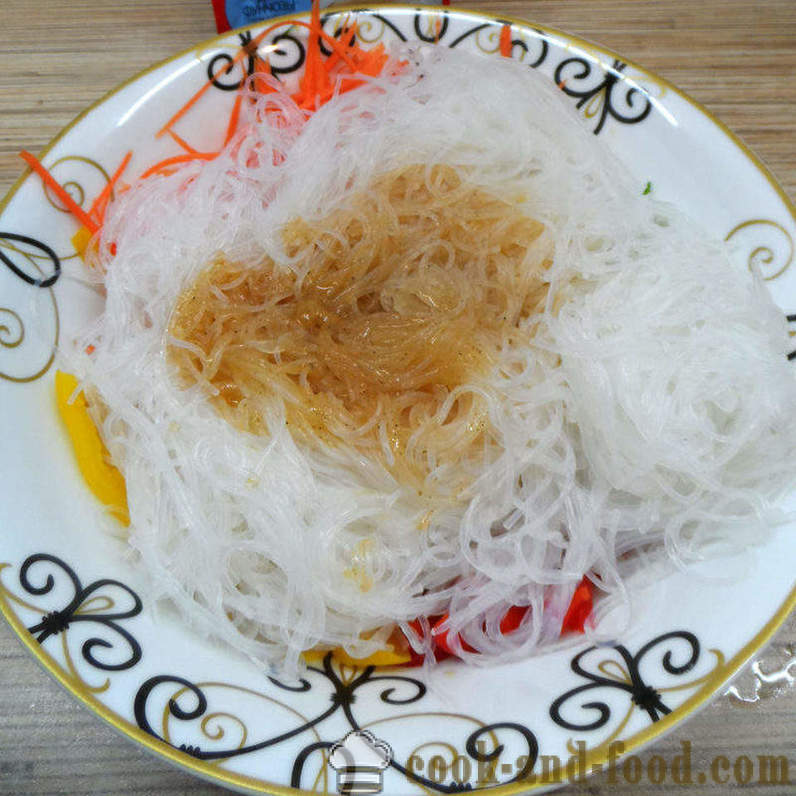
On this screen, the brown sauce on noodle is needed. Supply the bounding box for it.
[169,164,552,486]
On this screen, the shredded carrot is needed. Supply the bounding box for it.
[165,128,203,155]
[161,0,384,140]
[327,45,390,100]
[351,44,389,78]
[158,80,215,138]
[138,151,218,181]
[324,19,356,72]
[20,151,99,235]
[500,24,513,58]
[157,17,315,137]
[294,0,332,109]
[139,2,401,191]
[88,150,132,225]
[317,29,359,73]
[252,56,277,96]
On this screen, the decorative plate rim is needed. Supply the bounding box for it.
[1,5,794,795]
[2,573,793,795]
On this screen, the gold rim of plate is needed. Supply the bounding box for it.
[1,5,794,794]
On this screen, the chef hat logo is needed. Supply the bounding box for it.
[328,730,393,794]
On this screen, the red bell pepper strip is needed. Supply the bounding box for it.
[402,575,595,665]
[560,575,594,635]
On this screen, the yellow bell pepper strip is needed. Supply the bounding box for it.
[52,376,408,665]
[54,371,129,526]
[304,646,411,667]
[54,370,409,664]
[304,625,412,667]
[71,226,93,260]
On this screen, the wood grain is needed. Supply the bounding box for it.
[0,2,794,794]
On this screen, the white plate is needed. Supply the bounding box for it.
[1,6,794,795]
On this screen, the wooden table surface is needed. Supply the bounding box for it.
[1,1,794,794]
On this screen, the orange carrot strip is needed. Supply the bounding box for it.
[330,43,390,97]
[163,12,366,129]
[298,0,328,106]
[318,28,358,73]
[165,128,203,155]
[253,56,277,96]
[157,80,215,139]
[500,24,512,58]
[159,18,315,137]
[353,44,389,75]
[224,90,244,146]
[163,1,386,138]
[89,150,132,223]
[20,151,99,234]
[325,24,357,72]
[290,19,358,74]
[324,17,355,68]
[310,0,322,35]
[138,152,217,180]
[295,5,377,108]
